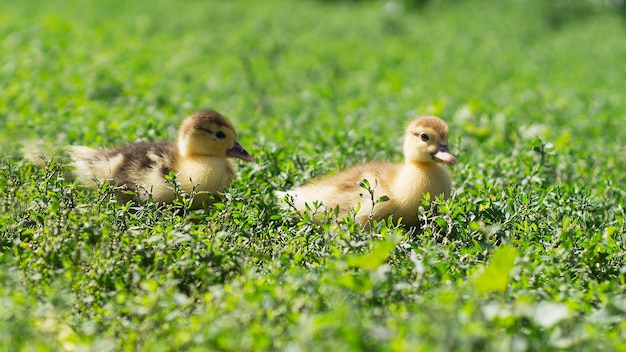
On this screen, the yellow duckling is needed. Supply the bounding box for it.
[279,116,457,227]
[69,110,254,208]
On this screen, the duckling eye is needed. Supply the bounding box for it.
[420,133,429,142]
[216,131,226,139]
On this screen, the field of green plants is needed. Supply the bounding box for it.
[1,0,625,350]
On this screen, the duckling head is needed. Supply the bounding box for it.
[403,116,457,166]
[177,110,254,162]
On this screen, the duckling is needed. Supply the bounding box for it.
[69,110,254,208]
[279,116,456,227]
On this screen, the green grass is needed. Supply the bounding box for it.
[1,0,626,350]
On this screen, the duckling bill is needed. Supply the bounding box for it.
[279,115,457,227]
[69,110,254,208]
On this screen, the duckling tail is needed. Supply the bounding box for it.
[21,139,63,168]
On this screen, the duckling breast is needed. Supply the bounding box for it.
[175,156,236,196]
[389,163,451,224]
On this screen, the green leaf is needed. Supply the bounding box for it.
[346,240,396,270]
[473,244,518,295]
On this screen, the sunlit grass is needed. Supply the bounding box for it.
[1,0,626,350]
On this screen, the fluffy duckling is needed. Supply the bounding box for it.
[69,110,254,208]
[279,116,457,227]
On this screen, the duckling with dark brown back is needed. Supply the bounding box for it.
[69,110,254,208]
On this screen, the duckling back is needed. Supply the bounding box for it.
[280,162,401,225]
